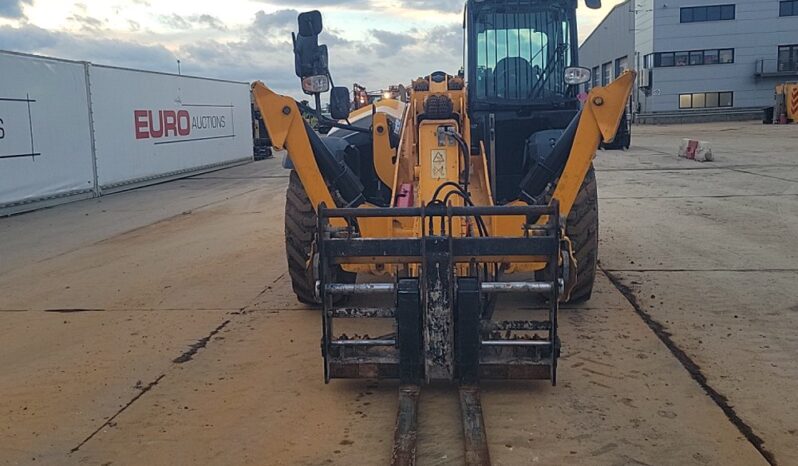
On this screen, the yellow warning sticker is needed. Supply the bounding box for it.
[431,149,447,179]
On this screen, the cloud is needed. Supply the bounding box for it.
[254,0,373,8]
[369,29,415,55]
[0,8,466,98]
[251,9,299,35]
[0,0,31,18]
[68,14,106,32]
[160,13,192,30]
[0,24,176,71]
[398,0,463,13]
[197,14,227,31]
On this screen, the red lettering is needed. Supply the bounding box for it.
[149,111,164,138]
[177,110,190,136]
[134,110,149,139]
[135,109,192,139]
[163,110,178,137]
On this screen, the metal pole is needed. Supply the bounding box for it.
[83,62,100,197]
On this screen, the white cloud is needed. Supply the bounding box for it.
[1,0,624,96]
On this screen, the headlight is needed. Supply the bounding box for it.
[564,67,591,85]
[301,75,330,94]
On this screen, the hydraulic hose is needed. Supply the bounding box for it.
[517,109,582,204]
[303,119,365,207]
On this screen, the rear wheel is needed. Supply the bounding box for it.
[565,166,599,303]
[284,170,355,305]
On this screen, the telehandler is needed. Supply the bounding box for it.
[252,1,634,463]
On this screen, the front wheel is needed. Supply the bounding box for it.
[564,166,599,303]
[284,170,355,305]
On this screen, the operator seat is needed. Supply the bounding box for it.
[494,57,532,99]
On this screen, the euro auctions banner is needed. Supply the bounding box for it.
[0,52,95,207]
[90,65,252,188]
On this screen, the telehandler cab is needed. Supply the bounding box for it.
[251,1,634,463]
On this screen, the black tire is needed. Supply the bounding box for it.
[565,166,599,303]
[285,170,355,305]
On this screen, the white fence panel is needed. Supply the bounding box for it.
[0,52,96,211]
[89,66,252,190]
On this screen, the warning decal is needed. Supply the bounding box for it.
[431,149,446,179]
[790,86,798,119]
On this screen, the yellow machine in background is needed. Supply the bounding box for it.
[252,3,633,463]
[773,82,798,123]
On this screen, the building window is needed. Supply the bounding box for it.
[592,66,600,87]
[679,91,733,109]
[719,49,734,63]
[680,4,735,23]
[615,56,628,77]
[601,62,612,85]
[778,44,798,72]
[652,48,733,67]
[780,0,798,16]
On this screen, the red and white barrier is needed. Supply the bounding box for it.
[678,139,714,162]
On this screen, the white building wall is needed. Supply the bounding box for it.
[580,0,798,117]
[646,0,798,112]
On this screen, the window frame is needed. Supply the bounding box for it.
[678,91,734,109]
[780,0,797,17]
[719,48,734,64]
[615,55,628,77]
[689,51,704,65]
[679,94,693,109]
[652,48,733,68]
[601,61,612,86]
[680,4,735,23]
[778,44,798,72]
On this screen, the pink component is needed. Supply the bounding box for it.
[395,183,414,208]
[686,140,699,159]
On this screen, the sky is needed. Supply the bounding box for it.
[0,0,626,96]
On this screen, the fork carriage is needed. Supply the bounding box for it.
[318,202,566,386]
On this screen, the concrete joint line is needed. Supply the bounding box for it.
[600,265,778,466]
[68,318,232,454]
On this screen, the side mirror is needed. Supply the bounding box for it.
[293,11,329,84]
[298,10,322,37]
[585,0,602,9]
[329,87,351,120]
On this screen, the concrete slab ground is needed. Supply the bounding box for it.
[0,121,794,465]
[599,121,798,466]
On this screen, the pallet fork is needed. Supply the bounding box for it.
[318,203,565,465]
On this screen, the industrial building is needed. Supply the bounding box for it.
[579,0,798,122]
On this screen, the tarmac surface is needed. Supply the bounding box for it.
[1,121,796,465]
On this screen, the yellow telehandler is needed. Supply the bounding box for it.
[252,2,634,463]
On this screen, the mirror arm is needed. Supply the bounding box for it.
[295,100,370,134]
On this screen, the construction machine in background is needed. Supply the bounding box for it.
[353,83,408,110]
[250,101,273,160]
[765,82,798,124]
[252,1,633,463]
